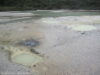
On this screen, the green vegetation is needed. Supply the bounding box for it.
[0,0,100,11]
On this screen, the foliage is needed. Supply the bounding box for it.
[0,0,100,10]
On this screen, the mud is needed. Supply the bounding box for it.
[17,39,39,47]
[0,10,100,75]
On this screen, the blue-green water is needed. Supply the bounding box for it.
[33,10,100,17]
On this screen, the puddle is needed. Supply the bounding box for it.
[11,51,43,66]
[2,45,43,67]
[68,25,97,31]
[41,18,61,25]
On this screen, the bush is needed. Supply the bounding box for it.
[0,0,100,11]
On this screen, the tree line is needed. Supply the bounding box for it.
[0,0,100,11]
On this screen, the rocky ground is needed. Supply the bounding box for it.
[0,10,100,75]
